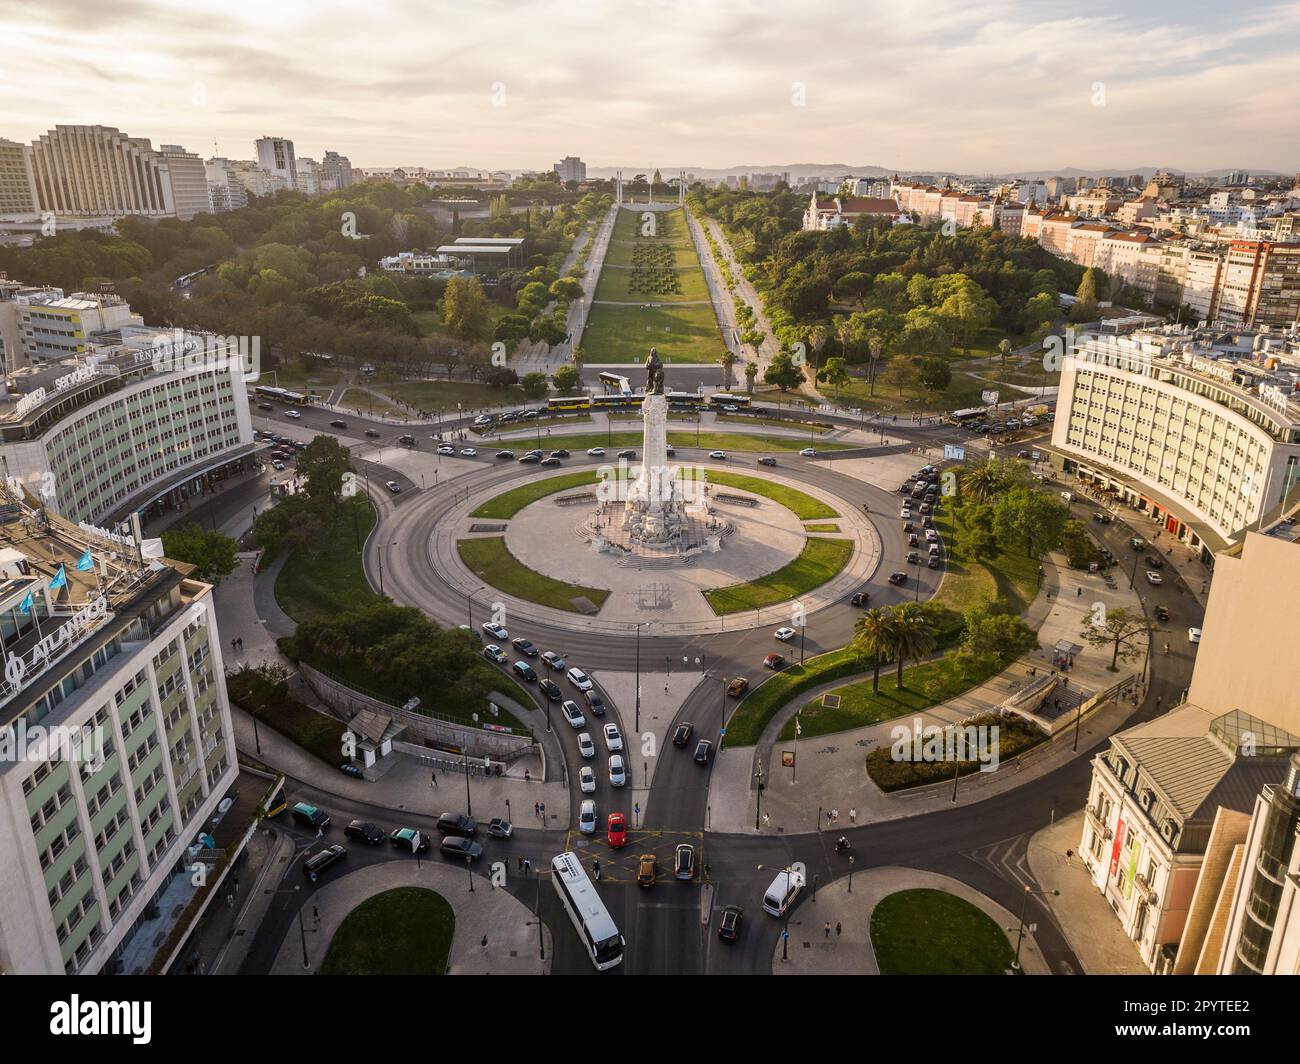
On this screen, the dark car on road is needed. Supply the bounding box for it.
[757,456,777,467]
[538,678,563,702]
[440,836,484,861]
[1145,555,1165,569]
[518,453,540,464]
[496,450,516,460]
[436,813,477,837]
[694,739,713,765]
[344,820,384,845]
[330,419,347,429]
[675,843,696,880]
[617,449,636,459]
[511,637,539,657]
[888,571,907,585]
[290,802,330,832]
[850,591,870,607]
[549,448,571,458]
[389,827,430,853]
[303,844,347,878]
[365,429,381,438]
[512,661,537,682]
[583,690,607,716]
[1154,604,1170,622]
[718,905,743,941]
[673,722,694,746]
[540,456,561,466]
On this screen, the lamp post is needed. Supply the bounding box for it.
[462,753,473,818]
[467,584,485,631]
[634,622,645,732]
[848,855,855,893]
[1011,886,1059,971]
[754,764,765,830]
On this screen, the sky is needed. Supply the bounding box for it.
[2,0,1299,175]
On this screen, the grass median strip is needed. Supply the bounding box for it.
[705,538,853,615]
[458,536,610,612]
[804,523,841,533]
[469,470,599,519]
[723,647,862,747]
[321,887,455,976]
[705,471,838,520]
[870,889,1015,975]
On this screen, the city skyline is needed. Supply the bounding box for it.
[3,0,1300,173]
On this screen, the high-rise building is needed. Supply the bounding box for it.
[157,145,209,221]
[254,136,297,191]
[553,156,587,184]
[1217,241,1300,327]
[27,126,177,218]
[319,150,354,191]
[294,157,320,196]
[0,138,38,214]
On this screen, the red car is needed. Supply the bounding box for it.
[606,813,627,849]
[763,653,785,670]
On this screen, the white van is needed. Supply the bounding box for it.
[762,867,805,917]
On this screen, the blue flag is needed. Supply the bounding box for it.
[76,549,94,572]
[49,565,66,591]
[19,591,32,614]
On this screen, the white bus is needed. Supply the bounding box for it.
[551,851,625,970]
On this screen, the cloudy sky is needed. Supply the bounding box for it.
[3,0,1299,174]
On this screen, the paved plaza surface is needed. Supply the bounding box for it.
[771,866,1049,975]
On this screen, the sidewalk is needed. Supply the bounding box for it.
[709,548,1149,834]
[772,866,1049,975]
[270,859,550,974]
[1025,811,1148,974]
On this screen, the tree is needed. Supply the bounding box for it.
[918,356,951,392]
[160,524,237,584]
[493,313,531,348]
[960,458,1024,504]
[552,364,581,393]
[851,608,896,695]
[1070,268,1100,323]
[549,277,583,303]
[720,349,738,390]
[442,276,490,340]
[744,361,758,394]
[298,434,353,502]
[763,351,805,392]
[962,606,1039,660]
[993,485,1069,557]
[997,337,1013,366]
[890,602,937,688]
[879,356,918,397]
[1079,605,1155,671]
[520,371,550,400]
[817,356,851,398]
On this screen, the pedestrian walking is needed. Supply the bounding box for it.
[480,934,488,953]
[523,858,531,874]
[836,922,842,937]
[226,890,234,909]
[824,922,831,939]
[430,769,438,788]
[534,801,541,818]
[524,769,530,783]
[539,802,546,820]
[849,808,856,824]
[516,856,523,872]
[312,905,320,925]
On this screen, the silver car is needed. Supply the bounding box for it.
[603,723,623,753]
[608,754,626,787]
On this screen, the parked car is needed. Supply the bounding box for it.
[900,507,912,520]
[1188,627,1203,643]
[561,700,585,728]
[637,853,657,887]
[928,556,942,569]
[344,820,384,845]
[673,722,694,747]
[727,677,749,697]
[303,844,347,878]
[717,905,743,941]
[577,732,596,758]
[674,843,695,880]
[436,813,477,837]
[603,722,623,752]
[481,621,508,640]
[579,800,597,834]
[389,827,429,853]
[607,813,627,849]
[340,762,364,779]
[440,836,483,861]
[608,754,626,787]
[512,661,537,682]
[538,678,563,702]
[693,739,713,765]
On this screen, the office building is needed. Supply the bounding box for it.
[553,156,587,184]
[0,138,38,214]
[319,150,353,191]
[253,137,296,191]
[156,146,209,221]
[27,126,178,218]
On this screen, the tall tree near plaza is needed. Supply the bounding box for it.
[852,608,897,695]
[442,275,490,340]
[890,603,938,688]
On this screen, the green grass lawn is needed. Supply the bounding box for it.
[413,303,512,341]
[594,264,711,302]
[705,471,838,519]
[817,366,988,415]
[715,413,832,434]
[275,495,381,624]
[780,650,1006,741]
[582,301,726,364]
[931,503,1041,615]
[387,378,526,412]
[321,887,455,975]
[469,470,601,519]
[804,523,840,533]
[723,647,863,747]
[870,889,1015,975]
[458,537,610,612]
[705,538,853,615]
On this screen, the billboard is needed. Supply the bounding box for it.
[981,389,999,406]
[943,444,966,461]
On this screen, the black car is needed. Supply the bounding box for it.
[675,843,696,880]
[518,453,540,464]
[340,762,364,779]
[888,571,907,586]
[927,556,941,569]
[538,678,563,702]
[344,820,384,845]
[850,591,870,607]
[437,812,477,837]
[440,836,484,861]
[365,429,381,438]
[617,449,636,459]
[398,434,415,446]
[512,661,537,682]
[757,456,777,467]
[303,844,347,878]
[540,457,561,466]
[717,905,743,941]
[584,690,607,716]
[673,722,694,746]
[549,449,571,458]
[290,802,330,831]
[1154,605,1170,622]
[496,450,516,460]
[907,551,920,564]
[511,637,539,657]
[694,739,713,765]
[1093,512,1113,524]
[1145,555,1165,569]
[330,419,347,429]
[257,402,274,411]
[389,827,430,853]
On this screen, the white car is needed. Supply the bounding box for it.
[587,447,606,457]
[578,800,596,834]
[461,447,477,457]
[603,722,623,753]
[473,415,493,426]
[925,528,940,542]
[437,444,456,455]
[579,766,597,793]
[708,450,727,460]
[900,507,912,520]
[1188,627,1202,643]
[577,732,596,759]
[561,700,585,729]
[567,667,593,691]
[1145,571,1163,585]
[774,627,796,642]
[285,409,302,419]
[608,754,626,787]
[799,447,817,457]
[481,621,508,640]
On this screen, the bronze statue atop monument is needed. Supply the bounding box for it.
[644,346,665,395]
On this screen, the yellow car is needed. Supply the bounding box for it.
[727,677,749,698]
[636,854,657,888]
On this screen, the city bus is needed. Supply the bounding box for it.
[597,371,632,395]
[255,385,313,406]
[708,392,752,409]
[945,407,985,426]
[551,851,625,970]
[547,395,592,412]
[666,390,705,411]
[591,392,644,411]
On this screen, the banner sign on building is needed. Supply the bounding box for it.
[944,444,966,461]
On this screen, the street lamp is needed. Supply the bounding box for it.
[467,584,485,631]
[1011,886,1059,971]
[754,764,766,830]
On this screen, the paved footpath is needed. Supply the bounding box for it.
[270,859,550,974]
[772,866,1049,975]
[709,547,1149,834]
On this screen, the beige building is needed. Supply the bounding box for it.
[0,138,38,214]
[157,145,209,221]
[27,126,177,218]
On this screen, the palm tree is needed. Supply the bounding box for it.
[961,460,1005,504]
[720,349,738,389]
[744,361,758,394]
[890,603,938,689]
[851,608,897,695]
[866,329,885,396]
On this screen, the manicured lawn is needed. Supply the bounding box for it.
[478,430,851,454]
[469,470,601,519]
[780,650,1006,741]
[931,502,1041,615]
[705,538,853,615]
[594,263,711,302]
[458,537,610,612]
[715,413,832,434]
[705,471,838,519]
[865,712,1046,791]
[321,887,455,975]
[389,378,526,412]
[804,523,840,533]
[870,889,1015,975]
[412,303,512,342]
[582,301,726,364]
[723,647,863,747]
[817,367,989,416]
[275,495,381,623]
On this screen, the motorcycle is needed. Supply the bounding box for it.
[834,836,850,854]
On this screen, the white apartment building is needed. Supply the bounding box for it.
[157,145,209,221]
[294,157,320,196]
[16,290,142,363]
[254,136,296,191]
[1052,326,1300,553]
[0,503,240,974]
[553,156,587,183]
[0,138,38,214]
